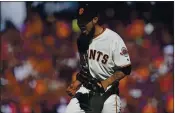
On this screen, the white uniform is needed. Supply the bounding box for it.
[65,28,131,113]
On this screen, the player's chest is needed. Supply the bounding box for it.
[87,40,112,64]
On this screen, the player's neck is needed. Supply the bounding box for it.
[94,25,104,38]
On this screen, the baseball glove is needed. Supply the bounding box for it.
[77,71,105,94]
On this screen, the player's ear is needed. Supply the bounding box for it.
[92,17,98,24]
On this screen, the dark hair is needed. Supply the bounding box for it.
[97,12,105,26]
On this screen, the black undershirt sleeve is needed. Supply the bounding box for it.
[119,64,132,75]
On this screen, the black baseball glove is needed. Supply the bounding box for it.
[76,70,105,94]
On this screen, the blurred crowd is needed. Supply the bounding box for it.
[0,2,174,113]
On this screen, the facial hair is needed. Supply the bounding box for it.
[77,25,95,54]
[86,25,95,40]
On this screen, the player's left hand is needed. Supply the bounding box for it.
[99,80,110,91]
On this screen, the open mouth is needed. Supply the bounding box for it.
[80,27,88,34]
[80,26,86,31]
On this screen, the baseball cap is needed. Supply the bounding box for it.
[76,4,99,25]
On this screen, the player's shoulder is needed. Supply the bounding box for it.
[104,28,122,41]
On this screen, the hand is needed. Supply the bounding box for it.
[66,80,82,97]
[99,80,110,91]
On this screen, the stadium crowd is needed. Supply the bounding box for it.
[0,2,174,113]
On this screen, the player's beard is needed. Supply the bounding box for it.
[77,26,95,54]
[86,25,95,40]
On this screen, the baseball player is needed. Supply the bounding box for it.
[66,4,131,113]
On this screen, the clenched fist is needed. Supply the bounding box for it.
[66,80,82,97]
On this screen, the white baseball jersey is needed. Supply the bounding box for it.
[88,28,131,80]
[65,28,127,113]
